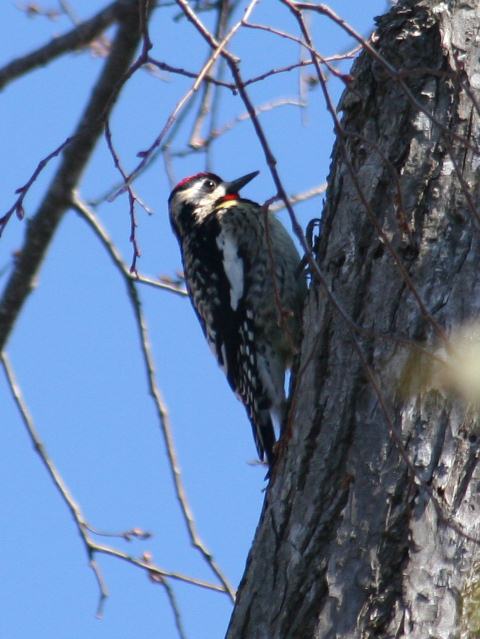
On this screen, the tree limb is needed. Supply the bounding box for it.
[0,0,150,351]
[0,1,124,90]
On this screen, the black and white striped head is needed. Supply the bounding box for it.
[168,171,259,236]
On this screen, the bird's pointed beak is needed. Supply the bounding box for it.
[225,171,259,194]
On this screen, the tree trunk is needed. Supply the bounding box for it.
[227,1,480,637]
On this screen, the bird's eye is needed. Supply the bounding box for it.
[203,179,216,192]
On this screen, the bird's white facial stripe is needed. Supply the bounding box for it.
[174,182,226,211]
[216,231,244,311]
[175,182,204,205]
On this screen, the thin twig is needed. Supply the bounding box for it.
[272,0,480,548]
[0,0,151,352]
[189,0,232,149]
[137,274,187,296]
[0,136,74,235]
[293,1,479,154]
[72,196,186,297]
[72,194,236,602]
[104,120,143,272]
[268,183,327,213]
[244,21,352,83]
[444,139,480,228]
[91,542,228,593]
[1,351,227,622]
[244,46,361,87]
[150,571,189,639]
[172,0,472,543]
[282,0,449,343]
[0,1,122,90]
[340,129,415,242]
[171,98,305,156]
[112,3,251,199]
[89,83,204,208]
[202,0,233,170]
[147,56,233,87]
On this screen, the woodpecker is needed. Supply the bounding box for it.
[168,171,306,466]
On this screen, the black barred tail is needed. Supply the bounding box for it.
[238,374,277,465]
[248,406,276,466]
[233,314,278,465]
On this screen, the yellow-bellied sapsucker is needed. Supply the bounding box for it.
[168,171,306,466]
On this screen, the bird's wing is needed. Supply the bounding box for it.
[183,214,275,462]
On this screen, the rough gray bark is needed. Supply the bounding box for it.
[227,1,480,637]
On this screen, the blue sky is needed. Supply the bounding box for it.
[1,1,386,637]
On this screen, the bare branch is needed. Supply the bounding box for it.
[0,351,228,619]
[244,46,361,87]
[268,183,327,213]
[157,577,188,639]
[104,119,142,272]
[0,0,150,352]
[0,1,122,90]
[0,135,74,233]
[172,98,305,156]
[72,194,236,602]
[172,0,457,516]
[244,20,353,83]
[113,0,254,195]
[282,0,449,342]
[147,56,233,87]
[72,194,187,296]
[93,542,228,593]
[0,351,110,613]
[293,1,479,154]
[58,0,80,25]
[188,0,232,149]
[137,274,187,295]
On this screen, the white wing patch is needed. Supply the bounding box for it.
[216,230,244,311]
[220,342,228,373]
